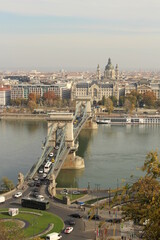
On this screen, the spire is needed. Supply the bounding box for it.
[97,64,101,80]
[115,64,119,81]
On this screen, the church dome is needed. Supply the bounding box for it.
[105,58,114,70]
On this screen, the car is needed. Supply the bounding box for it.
[54,145,59,150]
[36,194,45,201]
[70,213,83,218]
[72,191,81,195]
[33,187,39,193]
[60,191,68,195]
[38,168,43,174]
[64,226,73,234]
[14,192,22,198]
[42,173,47,178]
[51,158,55,163]
[88,214,100,220]
[67,218,76,226]
[49,152,54,157]
[33,176,39,181]
[28,181,35,187]
[35,180,41,187]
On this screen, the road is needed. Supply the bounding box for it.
[1,186,95,240]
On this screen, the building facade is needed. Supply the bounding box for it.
[0,87,11,106]
[11,84,71,100]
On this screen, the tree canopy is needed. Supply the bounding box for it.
[122,151,160,240]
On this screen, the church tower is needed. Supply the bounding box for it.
[115,64,119,81]
[97,64,101,80]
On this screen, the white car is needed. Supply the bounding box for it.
[14,192,22,198]
[72,191,81,195]
[64,226,73,234]
[49,152,54,157]
[36,195,45,201]
[55,145,59,150]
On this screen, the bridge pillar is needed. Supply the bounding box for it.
[62,152,85,169]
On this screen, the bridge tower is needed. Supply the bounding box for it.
[75,96,92,116]
[47,112,74,147]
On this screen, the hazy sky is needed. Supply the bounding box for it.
[0,0,160,71]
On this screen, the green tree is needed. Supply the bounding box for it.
[109,96,117,107]
[1,177,14,191]
[101,96,106,106]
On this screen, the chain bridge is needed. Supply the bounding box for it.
[26,97,96,181]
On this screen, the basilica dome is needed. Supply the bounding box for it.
[105,58,114,70]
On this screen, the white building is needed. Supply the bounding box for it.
[0,87,11,106]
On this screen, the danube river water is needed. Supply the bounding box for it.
[0,119,159,189]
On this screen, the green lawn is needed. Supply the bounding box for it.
[0,208,64,238]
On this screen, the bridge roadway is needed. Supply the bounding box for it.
[26,102,91,181]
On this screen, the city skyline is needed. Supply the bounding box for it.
[0,0,160,71]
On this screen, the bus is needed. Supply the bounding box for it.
[44,161,52,173]
[21,197,50,210]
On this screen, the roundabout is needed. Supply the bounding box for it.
[0,208,64,238]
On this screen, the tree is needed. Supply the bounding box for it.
[122,151,160,240]
[101,96,106,106]
[28,100,37,112]
[105,98,114,114]
[109,96,117,107]
[142,151,160,179]
[142,91,156,108]
[43,91,57,106]
[28,93,37,102]
[124,99,135,113]
[1,177,14,191]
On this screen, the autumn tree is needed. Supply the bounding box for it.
[124,99,135,113]
[1,177,14,191]
[28,93,37,102]
[122,151,160,240]
[142,91,156,108]
[105,98,114,114]
[43,91,57,106]
[27,100,37,112]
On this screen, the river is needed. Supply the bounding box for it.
[0,120,159,189]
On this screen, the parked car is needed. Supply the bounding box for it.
[67,218,76,226]
[14,192,22,198]
[64,226,73,234]
[72,191,81,195]
[70,213,83,218]
[88,214,100,220]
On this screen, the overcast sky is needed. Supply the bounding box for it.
[0,0,160,71]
